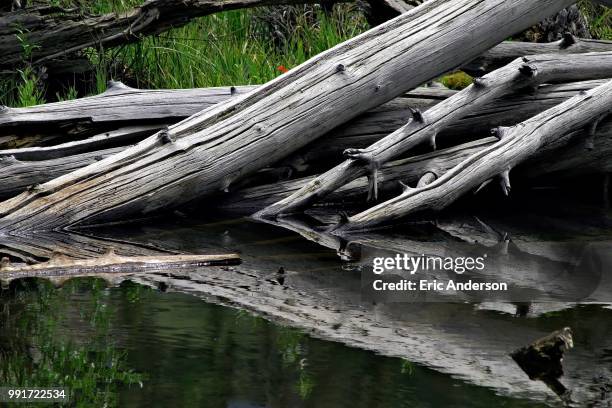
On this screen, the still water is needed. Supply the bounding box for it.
[1,278,546,408]
[1,200,611,407]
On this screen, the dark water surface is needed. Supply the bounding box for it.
[2,279,546,408]
[1,203,611,407]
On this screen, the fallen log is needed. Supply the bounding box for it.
[0,147,123,199]
[0,0,576,233]
[334,78,612,232]
[0,249,240,282]
[464,36,612,76]
[0,0,322,70]
[2,80,608,204]
[0,125,161,160]
[221,114,612,213]
[257,52,612,218]
[0,83,256,135]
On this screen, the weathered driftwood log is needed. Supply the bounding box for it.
[0,147,123,199]
[222,115,612,213]
[334,79,612,232]
[257,52,612,218]
[0,249,240,282]
[0,0,575,233]
[222,139,494,212]
[1,80,608,202]
[464,36,612,76]
[0,0,322,70]
[0,125,161,160]
[0,82,256,135]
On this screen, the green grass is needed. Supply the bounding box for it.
[0,1,609,106]
[0,4,368,106]
[103,5,368,89]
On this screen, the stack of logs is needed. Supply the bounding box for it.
[0,0,611,240]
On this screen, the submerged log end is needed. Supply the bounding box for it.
[511,327,574,381]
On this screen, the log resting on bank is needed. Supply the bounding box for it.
[0,0,324,70]
[333,79,612,233]
[257,52,612,218]
[0,0,576,233]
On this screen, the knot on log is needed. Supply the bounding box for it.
[491,126,510,140]
[472,77,486,88]
[105,80,131,93]
[343,148,377,165]
[158,128,174,144]
[519,63,538,78]
[27,183,44,194]
[560,32,576,48]
[0,155,18,165]
[0,257,11,270]
[230,86,237,96]
[335,63,346,73]
[409,107,425,123]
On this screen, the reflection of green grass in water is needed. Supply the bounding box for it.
[0,278,144,407]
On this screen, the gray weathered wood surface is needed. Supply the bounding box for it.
[0,0,575,233]
[335,79,612,232]
[257,52,612,218]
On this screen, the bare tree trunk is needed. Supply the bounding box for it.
[0,0,576,233]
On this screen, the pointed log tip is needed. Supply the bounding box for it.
[366,168,379,202]
[0,105,9,114]
[474,179,492,195]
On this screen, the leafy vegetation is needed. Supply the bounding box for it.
[0,1,609,105]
